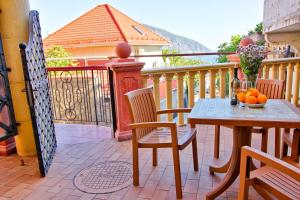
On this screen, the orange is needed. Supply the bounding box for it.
[237,93,246,103]
[257,94,267,104]
[245,96,258,104]
[247,88,259,97]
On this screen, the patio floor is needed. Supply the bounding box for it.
[0,123,275,200]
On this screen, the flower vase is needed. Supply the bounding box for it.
[245,74,258,88]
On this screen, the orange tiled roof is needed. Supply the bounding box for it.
[43,4,169,49]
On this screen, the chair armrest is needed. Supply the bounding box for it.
[157,108,192,115]
[129,122,178,143]
[282,157,300,168]
[241,146,300,181]
[129,122,176,129]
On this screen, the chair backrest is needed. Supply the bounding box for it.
[125,88,157,139]
[256,79,285,99]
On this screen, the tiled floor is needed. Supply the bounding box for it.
[0,123,275,200]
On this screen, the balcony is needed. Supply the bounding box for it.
[1,55,299,199]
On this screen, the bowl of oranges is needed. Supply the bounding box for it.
[237,88,268,108]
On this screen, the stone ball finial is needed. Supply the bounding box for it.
[115,42,131,58]
[239,37,254,47]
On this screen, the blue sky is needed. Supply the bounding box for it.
[29,0,264,50]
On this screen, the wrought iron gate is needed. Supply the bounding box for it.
[47,66,113,125]
[0,36,18,142]
[19,10,57,177]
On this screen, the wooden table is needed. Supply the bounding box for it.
[188,99,300,200]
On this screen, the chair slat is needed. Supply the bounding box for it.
[250,165,300,200]
[256,79,285,99]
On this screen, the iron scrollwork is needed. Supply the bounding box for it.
[19,10,57,177]
[47,67,112,126]
[0,35,18,141]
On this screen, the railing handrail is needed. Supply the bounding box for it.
[262,57,300,64]
[47,65,107,71]
[46,56,109,61]
[109,52,236,59]
[45,52,236,61]
[141,62,238,75]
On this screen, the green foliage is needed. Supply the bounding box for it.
[255,22,263,34]
[248,22,263,35]
[45,46,77,67]
[162,49,203,66]
[217,22,264,64]
[215,22,264,96]
[217,34,242,63]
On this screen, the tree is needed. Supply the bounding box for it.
[254,22,263,34]
[45,46,77,67]
[217,34,243,63]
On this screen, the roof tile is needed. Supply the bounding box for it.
[43,4,169,49]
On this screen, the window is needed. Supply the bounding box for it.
[132,25,145,36]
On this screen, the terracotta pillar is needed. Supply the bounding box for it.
[106,59,145,141]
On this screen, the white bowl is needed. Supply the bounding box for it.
[240,102,266,108]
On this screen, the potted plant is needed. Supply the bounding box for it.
[237,41,267,87]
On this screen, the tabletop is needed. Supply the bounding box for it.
[188,99,300,128]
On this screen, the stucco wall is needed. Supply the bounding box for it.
[133,45,165,68]
[66,45,164,68]
[264,0,300,33]
[263,0,300,53]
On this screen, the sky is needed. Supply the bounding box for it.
[29,0,264,50]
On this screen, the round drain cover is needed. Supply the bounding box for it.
[74,161,132,194]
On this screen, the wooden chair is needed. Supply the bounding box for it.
[214,79,285,160]
[238,146,300,200]
[125,88,198,199]
[282,128,300,162]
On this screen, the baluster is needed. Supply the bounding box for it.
[177,72,185,125]
[142,75,148,87]
[286,63,293,102]
[278,63,285,80]
[219,68,227,98]
[271,64,277,79]
[199,70,206,99]
[228,67,234,98]
[199,70,207,99]
[188,71,196,107]
[165,73,174,121]
[293,62,300,105]
[209,69,217,98]
[152,74,161,121]
[263,65,270,79]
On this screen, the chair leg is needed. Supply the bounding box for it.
[238,180,249,200]
[274,128,281,158]
[260,128,268,153]
[282,128,290,158]
[260,128,268,167]
[214,125,220,159]
[172,146,182,199]
[192,136,199,171]
[282,142,288,158]
[291,129,300,162]
[153,148,157,166]
[132,145,139,186]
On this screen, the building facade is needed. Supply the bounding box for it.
[263,0,300,56]
[43,4,169,68]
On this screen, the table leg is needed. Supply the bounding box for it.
[209,156,231,174]
[206,126,252,200]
